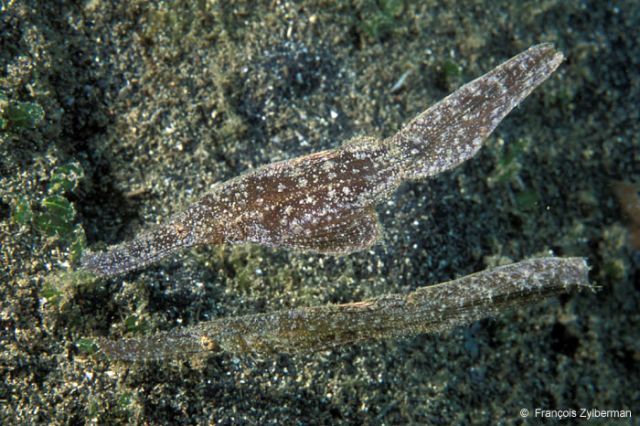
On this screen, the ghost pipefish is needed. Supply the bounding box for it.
[95,257,589,360]
[81,44,564,277]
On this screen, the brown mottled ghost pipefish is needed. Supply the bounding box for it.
[82,44,564,277]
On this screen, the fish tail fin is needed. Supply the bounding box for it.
[387,43,563,180]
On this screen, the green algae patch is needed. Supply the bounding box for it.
[358,0,405,43]
[441,59,462,79]
[76,337,100,355]
[39,270,107,344]
[40,269,101,309]
[438,59,464,89]
[32,193,87,262]
[34,195,76,237]
[0,91,45,132]
[47,163,85,194]
[40,281,65,307]
[515,189,540,211]
[5,101,45,129]
[10,161,87,264]
[487,138,531,187]
[123,314,150,334]
[12,197,33,226]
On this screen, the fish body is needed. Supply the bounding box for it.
[82,44,564,277]
[200,137,399,252]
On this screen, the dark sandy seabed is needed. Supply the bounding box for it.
[1,0,638,424]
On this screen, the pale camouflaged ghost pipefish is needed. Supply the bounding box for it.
[82,44,564,277]
[96,257,589,359]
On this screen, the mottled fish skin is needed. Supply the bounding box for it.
[81,44,563,277]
